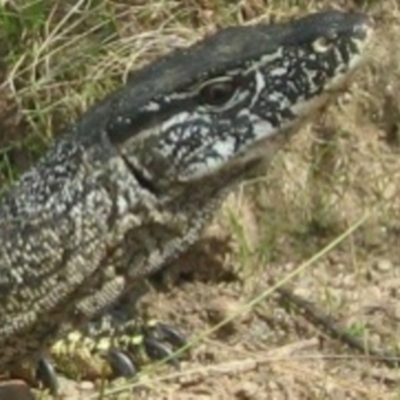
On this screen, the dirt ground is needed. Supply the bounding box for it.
[3,0,400,399]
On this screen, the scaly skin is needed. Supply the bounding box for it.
[0,10,373,387]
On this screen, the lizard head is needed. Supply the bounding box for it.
[108,10,374,191]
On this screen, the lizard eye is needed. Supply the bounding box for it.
[198,78,238,107]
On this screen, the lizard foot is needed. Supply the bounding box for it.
[37,320,187,395]
[102,320,187,377]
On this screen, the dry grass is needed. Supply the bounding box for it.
[2,0,400,399]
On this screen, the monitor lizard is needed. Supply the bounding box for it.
[0,9,374,394]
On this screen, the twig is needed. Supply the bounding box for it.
[274,284,400,369]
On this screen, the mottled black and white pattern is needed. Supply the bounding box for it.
[0,10,373,370]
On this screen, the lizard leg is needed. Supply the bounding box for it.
[34,276,129,394]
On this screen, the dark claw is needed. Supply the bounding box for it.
[154,322,187,348]
[107,349,137,378]
[36,357,58,396]
[143,337,179,369]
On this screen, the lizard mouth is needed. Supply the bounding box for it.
[325,20,375,92]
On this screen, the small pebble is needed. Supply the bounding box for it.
[375,259,393,272]
[77,380,95,391]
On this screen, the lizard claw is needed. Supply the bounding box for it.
[36,357,58,396]
[106,349,137,378]
[143,336,179,368]
[150,322,187,348]
[142,321,187,368]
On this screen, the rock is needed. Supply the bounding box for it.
[0,380,35,400]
